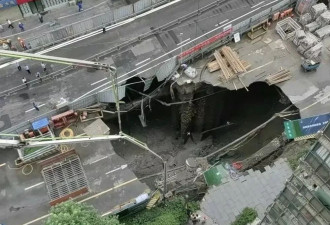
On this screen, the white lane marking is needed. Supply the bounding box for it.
[251,1,264,8]
[135,0,183,19]
[0,0,184,70]
[177,38,191,46]
[89,155,112,165]
[262,0,278,7]
[105,164,128,175]
[135,58,151,66]
[25,103,45,113]
[0,163,6,168]
[24,182,45,191]
[91,78,108,86]
[215,19,229,26]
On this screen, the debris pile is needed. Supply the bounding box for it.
[315,25,330,39]
[207,46,251,81]
[295,31,319,54]
[265,69,292,85]
[315,10,330,27]
[303,4,330,39]
[305,21,321,32]
[299,13,312,26]
[304,42,323,59]
[310,3,327,19]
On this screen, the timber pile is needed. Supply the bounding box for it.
[214,50,234,80]
[221,46,247,74]
[207,60,251,73]
[265,69,291,85]
[207,46,250,81]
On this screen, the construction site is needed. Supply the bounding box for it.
[1,0,330,225]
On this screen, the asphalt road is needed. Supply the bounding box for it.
[0,0,279,131]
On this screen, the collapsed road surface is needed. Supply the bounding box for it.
[0,0,286,132]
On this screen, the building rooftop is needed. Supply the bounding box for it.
[262,124,330,225]
[201,158,292,225]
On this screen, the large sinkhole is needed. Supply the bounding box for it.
[105,80,298,178]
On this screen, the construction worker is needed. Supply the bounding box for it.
[18,22,24,32]
[25,65,31,74]
[77,1,83,12]
[7,19,14,29]
[32,102,40,111]
[41,62,46,72]
[18,37,27,50]
[22,77,27,87]
[38,13,43,23]
[16,62,21,71]
[7,39,12,49]
[36,72,42,82]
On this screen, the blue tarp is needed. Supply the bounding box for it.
[32,118,49,130]
[0,0,17,9]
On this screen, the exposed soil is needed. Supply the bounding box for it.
[105,81,299,184]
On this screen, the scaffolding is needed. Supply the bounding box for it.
[276,17,302,40]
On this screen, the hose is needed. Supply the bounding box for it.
[22,164,33,176]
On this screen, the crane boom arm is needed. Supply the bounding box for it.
[0,49,115,71]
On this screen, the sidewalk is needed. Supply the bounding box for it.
[0,0,127,42]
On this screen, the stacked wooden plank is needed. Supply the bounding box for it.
[221,46,247,74]
[207,60,251,73]
[214,50,234,80]
[207,46,250,81]
[265,69,291,85]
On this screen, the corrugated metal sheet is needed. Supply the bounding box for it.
[155,57,177,82]
[97,86,126,103]
[143,79,153,91]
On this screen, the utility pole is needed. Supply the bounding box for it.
[179,32,183,65]
[109,68,122,132]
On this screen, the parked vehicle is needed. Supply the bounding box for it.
[301,59,320,72]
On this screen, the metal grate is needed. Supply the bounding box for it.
[42,155,88,202]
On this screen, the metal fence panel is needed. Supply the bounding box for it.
[114,5,134,21]
[152,0,165,5]
[25,1,168,50]
[134,0,152,14]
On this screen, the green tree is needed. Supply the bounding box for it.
[45,200,121,225]
[121,197,199,225]
[231,207,258,225]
